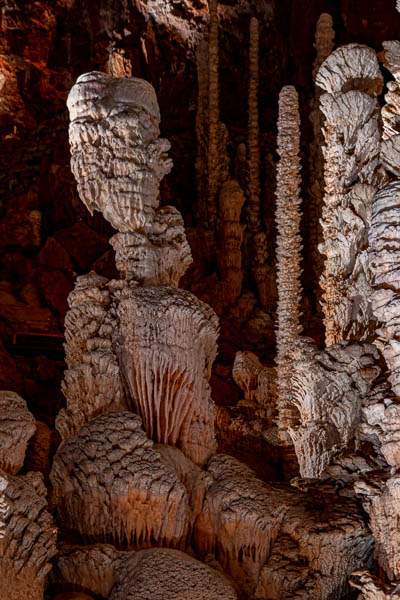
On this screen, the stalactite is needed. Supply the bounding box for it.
[275,85,303,443]
[316,44,384,345]
[308,14,335,282]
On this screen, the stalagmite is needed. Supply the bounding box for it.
[275,85,303,442]
[118,287,219,466]
[0,470,57,600]
[0,391,35,474]
[195,3,229,231]
[217,179,245,305]
[207,0,220,229]
[66,71,219,467]
[316,44,384,344]
[308,14,334,277]
[247,17,260,234]
[195,453,373,599]
[50,412,191,548]
[56,272,127,440]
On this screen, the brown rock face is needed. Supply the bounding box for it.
[195,454,373,599]
[50,412,191,548]
[0,391,36,474]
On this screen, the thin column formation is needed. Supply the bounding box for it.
[275,85,303,442]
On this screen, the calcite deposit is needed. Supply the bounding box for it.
[5,5,400,600]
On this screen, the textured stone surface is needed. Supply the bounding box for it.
[51,412,191,548]
[118,286,219,466]
[195,453,373,599]
[317,44,384,345]
[0,391,36,474]
[0,470,57,600]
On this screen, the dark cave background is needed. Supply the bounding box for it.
[0,0,399,480]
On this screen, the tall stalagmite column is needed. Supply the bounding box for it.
[248,16,269,308]
[207,0,219,229]
[275,86,303,443]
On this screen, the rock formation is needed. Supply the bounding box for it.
[369,180,400,396]
[51,412,191,548]
[63,70,219,467]
[216,180,245,305]
[55,545,238,600]
[381,41,400,176]
[275,85,303,442]
[308,14,335,278]
[195,453,373,599]
[0,471,57,600]
[288,339,385,478]
[0,390,36,474]
[118,287,218,466]
[316,43,384,344]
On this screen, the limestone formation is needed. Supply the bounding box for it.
[28,209,41,247]
[110,206,192,285]
[312,13,335,81]
[0,391,36,474]
[288,339,384,478]
[275,85,303,441]
[217,179,245,305]
[109,548,238,600]
[355,474,400,581]
[381,41,400,176]
[316,44,384,344]
[195,3,229,230]
[0,470,57,600]
[56,272,126,440]
[67,71,172,234]
[195,453,373,599]
[351,570,400,599]
[309,14,334,277]
[232,350,276,422]
[247,17,260,234]
[369,180,400,397]
[118,286,219,466]
[50,412,191,548]
[55,545,238,600]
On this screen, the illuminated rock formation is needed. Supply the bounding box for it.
[55,545,238,600]
[288,339,384,478]
[369,180,400,397]
[118,286,218,466]
[316,44,384,344]
[0,470,57,600]
[381,41,400,176]
[275,85,303,442]
[56,272,126,440]
[0,391,35,474]
[355,474,400,581]
[67,71,172,233]
[195,453,373,599]
[351,570,400,599]
[66,72,219,465]
[50,412,191,548]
